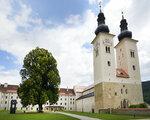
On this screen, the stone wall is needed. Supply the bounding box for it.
[76,96,94,112]
[95,82,143,112]
[98,108,150,115]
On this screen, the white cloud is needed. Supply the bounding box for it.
[0,0,97,87]
[103,0,150,81]
[88,0,100,5]
[0,0,150,88]
[0,69,20,85]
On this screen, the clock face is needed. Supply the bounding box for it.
[94,42,100,57]
[103,39,112,46]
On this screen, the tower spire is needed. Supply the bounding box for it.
[95,1,109,35]
[121,11,124,19]
[99,1,102,13]
[118,12,132,41]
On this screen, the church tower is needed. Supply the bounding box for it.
[115,13,143,106]
[91,4,116,112]
[92,4,144,111]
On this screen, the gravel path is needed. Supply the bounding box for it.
[57,112,101,120]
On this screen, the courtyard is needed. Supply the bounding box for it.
[0,111,150,120]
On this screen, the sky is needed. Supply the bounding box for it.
[0,0,150,88]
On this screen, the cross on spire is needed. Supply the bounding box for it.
[99,1,102,12]
[122,11,124,19]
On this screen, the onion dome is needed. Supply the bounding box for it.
[95,3,109,35]
[118,12,132,41]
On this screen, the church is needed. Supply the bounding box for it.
[75,5,144,113]
[0,5,144,113]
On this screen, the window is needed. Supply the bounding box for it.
[106,46,110,53]
[133,65,136,70]
[107,61,111,66]
[125,89,128,94]
[65,103,67,105]
[115,92,117,96]
[65,98,66,101]
[70,98,72,100]
[123,85,125,87]
[11,96,13,99]
[70,102,72,104]
[5,101,7,104]
[6,96,7,99]
[70,108,72,110]
[130,51,135,58]
[60,103,62,105]
[121,89,123,94]
[60,98,62,100]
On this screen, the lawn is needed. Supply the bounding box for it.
[0,111,79,120]
[65,111,150,120]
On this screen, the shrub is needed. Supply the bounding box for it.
[129,103,148,108]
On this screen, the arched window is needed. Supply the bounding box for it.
[121,89,123,94]
[106,46,110,53]
[133,65,136,70]
[107,61,111,66]
[130,51,135,58]
[125,89,128,94]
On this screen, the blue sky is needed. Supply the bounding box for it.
[25,0,89,23]
[0,50,18,70]
[0,0,104,73]
[0,0,150,86]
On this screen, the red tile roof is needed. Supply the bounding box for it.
[59,88,75,96]
[116,68,129,78]
[0,84,18,93]
[0,84,75,96]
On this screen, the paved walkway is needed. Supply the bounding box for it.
[57,112,101,120]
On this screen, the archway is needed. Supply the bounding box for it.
[121,99,129,108]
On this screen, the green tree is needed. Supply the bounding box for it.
[17,47,60,112]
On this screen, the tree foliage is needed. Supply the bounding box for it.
[142,81,150,104]
[17,47,60,112]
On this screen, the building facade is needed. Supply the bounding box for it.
[0,83,76,111]
[0,83,22,110]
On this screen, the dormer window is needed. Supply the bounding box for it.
[106,46,110,53]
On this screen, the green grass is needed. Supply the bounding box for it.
[0,111,79,120]
[65,111,150,120]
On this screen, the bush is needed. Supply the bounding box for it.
[129,103,148,108]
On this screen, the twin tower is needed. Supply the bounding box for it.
[91,7,143,111]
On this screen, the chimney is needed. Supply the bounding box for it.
[4,83,8,87]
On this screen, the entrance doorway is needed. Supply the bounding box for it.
[121,99,129,108]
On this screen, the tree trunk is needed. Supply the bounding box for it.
[38,104,43,113]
